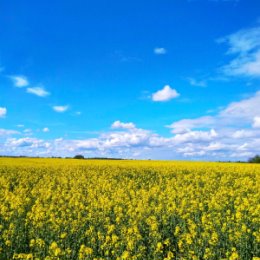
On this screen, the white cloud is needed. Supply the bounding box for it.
[17,124,24,128]
[10,75,29,87]
[172,129,218,144]
[1,119,260,160]
[2,91,260,161]
[204,142,226,152]
[101,128,152,148]
[0,107,7,118]
[152,85,180,102]
[219,91,260,120]
[232,129,256,139]
[75,139,101,150]
[24,129,32,133]
[187,77,207,87]
[169,91,260,134]
[53,105,69,113]
[23,129,33,136]
[111,120,136,129]
[164,90,260,159]
[253,116,260,128]
[55,137,63,143]
[0,128,19,136]
[6,137,49,148]
[222,26,260,55]
[43,127,49,132]
[223,51,260,77]
[168,116,215,134]
[26,86,50,97]
[219,26,260,77]
[154,47,167,55]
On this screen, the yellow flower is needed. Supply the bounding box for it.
[156,242,163,252]
[121,251,130,259]
[229,251,239,260]
[60,232,67,239]
[0,158,259,259]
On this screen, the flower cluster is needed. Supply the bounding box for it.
[0,158,259,259]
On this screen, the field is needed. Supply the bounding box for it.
[0,158,259,260]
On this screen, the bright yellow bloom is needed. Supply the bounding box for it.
[0,158,258,260]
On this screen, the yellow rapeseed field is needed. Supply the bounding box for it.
[0,158,259,260]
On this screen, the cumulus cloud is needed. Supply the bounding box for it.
[26,86,50,97]
[154,47,167,55]
[111,120,136,129]
[100,128,152,148]
[1,118,259,160]
[164,90,260,159]
[253,116,260,128]
[9,75,29,87]
[219,26,260,77]
[169,91,260,133]
[6,137,49,148]
[43,127,49,132]
[53,105,69,113]
[2,91,260,161]
[232,129,257,139]
[75,139,101,150]
[0,107,7,118]
[172,129,218,144]
[152,85,180,102]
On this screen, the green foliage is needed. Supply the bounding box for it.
[248,155,260,163]
[73,154,84,159]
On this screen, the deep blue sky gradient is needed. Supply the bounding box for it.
[1,0,260,159]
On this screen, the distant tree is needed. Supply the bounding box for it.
[248,155,260,163]
[74,154,85,159]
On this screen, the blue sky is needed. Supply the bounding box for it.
[1,0,260,160]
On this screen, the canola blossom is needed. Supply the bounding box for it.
[0,158,259,260]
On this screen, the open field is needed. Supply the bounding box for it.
[0,158,259,260]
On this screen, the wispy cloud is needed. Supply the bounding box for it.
[111,120,136,130]
[0,107,7,118]
[187,77,207,87]
[219,26,260,77]
[154,47,167,55]
[112,50,142,63]
[9,75,29,87]
[152,85,180,102]
[0,128,19,136]
[168,116,215,134]
[43,127,49,132]
[53,105,69,113]
[23,128,32,134]
[26,86,50,97]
